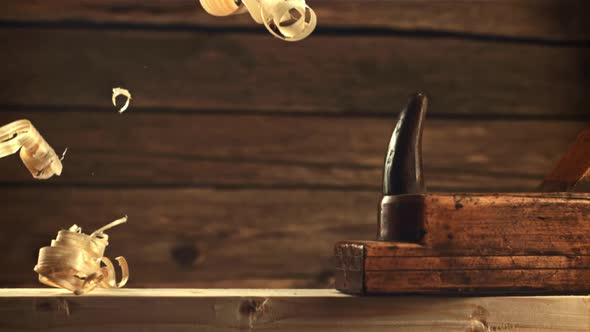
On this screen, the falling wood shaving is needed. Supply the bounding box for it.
[0,120,62,179]
[199,0,317,41]
[34,216,130,295]
[112,87,131,113]
[257,0,317,42]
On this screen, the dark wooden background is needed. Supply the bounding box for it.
[0,0,588,288]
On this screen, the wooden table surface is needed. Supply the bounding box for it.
[0,288,588,331]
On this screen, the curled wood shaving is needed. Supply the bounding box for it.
[257,0,317,42]
[34,216,130,295]
[200,0,317,41]
[0,120,62,179]
[112,87,131,113]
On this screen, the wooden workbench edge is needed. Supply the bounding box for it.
[0,289,589,331]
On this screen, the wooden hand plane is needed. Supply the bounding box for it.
[335,93,590,295]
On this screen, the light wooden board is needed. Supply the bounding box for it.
[2,0,589,41]
[0,28,588,116]
[0,112,585,191]
[0,289,588,331]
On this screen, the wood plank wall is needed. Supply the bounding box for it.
[0,0,588,288]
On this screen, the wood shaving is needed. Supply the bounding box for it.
[60,147,68,161]
[34,216,129,295]
[257,0,317,42]
[0,120,62,179]
[200,0,317,41]
[112,87,131,113]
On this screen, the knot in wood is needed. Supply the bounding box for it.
[239,298,268,328]
[239,299,265,316]
[34,298,71,316]
[170,243,201,269]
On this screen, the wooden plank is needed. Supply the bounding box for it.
[0,289,588,331]
[0,188,378,287]
[2,0,589,41]
[0,28,588,117]
[0,114,586,192]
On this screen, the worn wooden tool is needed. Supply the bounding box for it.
[335,93,590,295]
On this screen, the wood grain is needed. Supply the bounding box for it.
[366,255,590,270]
[0,28,588,116]
[337,239,590,295]
[378,193,590,255]
[334,243,364,294]
[0,112,585,191]
[365,269,590,294]
[0,289,588,331]
[2,0,589,41]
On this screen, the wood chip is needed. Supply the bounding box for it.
[112,87,131,113]
[34,216,130,295]
[60,147,68,161]
[0,120,62,179]
[200,0,317,41]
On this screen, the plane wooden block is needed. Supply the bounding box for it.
[335,94,590,295]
